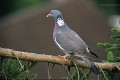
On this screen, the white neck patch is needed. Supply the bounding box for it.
[57,18,65,26]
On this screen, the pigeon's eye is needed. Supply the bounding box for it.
[52,12,55,14]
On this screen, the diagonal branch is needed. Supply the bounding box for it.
[0,47,120,69]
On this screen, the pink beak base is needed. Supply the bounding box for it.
[46,13,51,17]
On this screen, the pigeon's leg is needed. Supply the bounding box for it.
[58,54,71,61]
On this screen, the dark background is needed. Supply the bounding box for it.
[0,0,119,79]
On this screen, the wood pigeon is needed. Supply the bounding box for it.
[47,10,99,75]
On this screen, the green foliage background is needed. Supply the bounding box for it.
[97,28,120,80]
[0,59,37,80]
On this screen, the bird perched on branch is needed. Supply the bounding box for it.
[47,10,99,75]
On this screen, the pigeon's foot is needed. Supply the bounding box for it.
[58,54,71,61]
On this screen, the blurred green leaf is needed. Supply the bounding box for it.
[111,28,120,34]
[106,47,118,51]
[111,35,120,41]
[0,0,49,17]
[107,51,114,62]
[71,69,78,80]
[93,0,118,16]
[14,0,49,10]
[17,70,29,79]
[111,28,120,41]
[114,57,120,62]
[97,43,112,49]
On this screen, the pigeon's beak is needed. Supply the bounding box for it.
[46,13,52,17]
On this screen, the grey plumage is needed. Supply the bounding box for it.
[47,10,99,75]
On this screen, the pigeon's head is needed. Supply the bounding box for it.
[47,10,63,18]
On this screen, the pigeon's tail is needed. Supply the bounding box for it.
[82,57,100,75]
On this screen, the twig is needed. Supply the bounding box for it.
[99,67,108,80]
[47,63,52,80]
[2,71,7,80]
[97,75,99,80]
[63,64,73,80]
[11,52,24,70]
